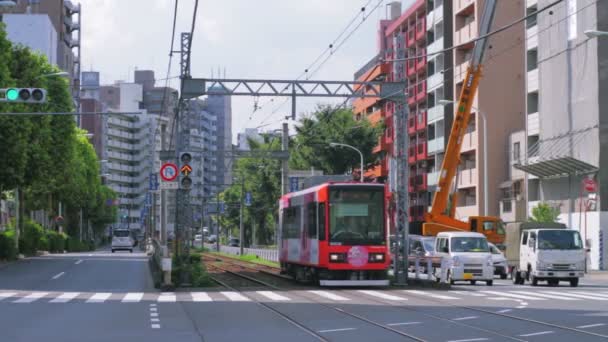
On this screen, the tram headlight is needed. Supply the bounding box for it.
[329,253,346,263]
[369,253,385,263]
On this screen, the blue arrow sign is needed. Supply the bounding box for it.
[145,193,152,206]
[289,177,299,192]
[149,173,159,190]
[245,192,252,206]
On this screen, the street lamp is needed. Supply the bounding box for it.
[584,30,608,38]
[0,1,17,7]
[329,142,364,183]
[35,71,69,79]
[438,99,489,216]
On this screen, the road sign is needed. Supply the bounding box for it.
[160,163,178,182]
[55,216,64,225]
[145,193,152,206]
[160,182,179,190]
[289,177,299,192]
[149,173,159,190]
[583,178,597,192]
[180,164,193,176]
[245,192,252,206]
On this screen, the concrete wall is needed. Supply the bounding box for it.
[2,14,57,65]
[557,211,608,270]
[596,0,608,212]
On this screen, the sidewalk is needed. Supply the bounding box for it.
[586,270,608,281]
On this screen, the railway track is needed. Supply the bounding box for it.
[203,252,608,341]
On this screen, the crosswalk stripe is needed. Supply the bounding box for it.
[256,291,290,301]
[480,291,546,301]
[191,292,213,302]
[449,291,487,297]
[157,293,176,302]
[357,290,407,301]
[0,292,17,301]
[405,290,460,300]
[544,291,608,301]
[122,293,144,303]
[86,293,112,303]
[573,291,608,299]
[14,292,49,303]
[221,291,250,301]
[50,292,80,303]
[308,290,350,301]
[513,291,577,300]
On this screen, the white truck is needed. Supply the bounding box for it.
[434,232,495,286]
[507,222,587,287]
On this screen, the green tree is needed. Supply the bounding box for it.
[529,203,561,223]
[290,105,381,175]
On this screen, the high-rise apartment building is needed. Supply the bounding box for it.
[510,0,607,270]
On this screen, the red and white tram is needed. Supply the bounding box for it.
[279,182,390,286]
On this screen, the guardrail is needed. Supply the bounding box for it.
[205,244,279,263]
[407,255,449,283]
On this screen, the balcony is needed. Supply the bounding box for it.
[416,17,426,41]
[408,146,417,164]
[427,36,444,57]
[457,168,478,189]
[461,131,478,152]
[527,69,539,92]
[416,82,427,102]
[416,51,427,71]
[409,205,426,222]
[367,109,383,124]
[527,112,539,136]
[416,174,428,191]
[427,73,443,92]
[407,59,417,77]
[427,4,444,30]
[455,21,478,46]
[380,158,389,177]
[409,176,416,193]
[454,0,475,15]
[407,28,416,47]
[416,142,428,160]
[500,198,527,223]
[455,60,470,83]
[427,171,440,187]
[526,24,538,50]
[408,115,416,135]
[407,87,416,106]
[428,136,445,154]
[427,105,444,123]
[416,112,427,131]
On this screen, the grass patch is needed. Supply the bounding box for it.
[209,251,279,268]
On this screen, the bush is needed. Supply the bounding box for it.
[66,237,91,252]
[46,231,67,253]
[0,230,17,260]
[19,219,44,256]
[171,253,213,288]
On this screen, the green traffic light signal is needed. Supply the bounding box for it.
[6,88,18,101]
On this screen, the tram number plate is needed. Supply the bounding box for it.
[463,273,473,280]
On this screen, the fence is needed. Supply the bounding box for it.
[205,244,279,263]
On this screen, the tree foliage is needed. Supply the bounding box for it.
[529,203,561,223]
[289,105,381,175]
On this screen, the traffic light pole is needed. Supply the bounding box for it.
[239,177,245,256]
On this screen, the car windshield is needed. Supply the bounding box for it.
[489,244,502,255]
[537,230,583,250]
[113,230,130,238]
[451,237,489,253]
[329,187,384,245]
[422,239,435,252]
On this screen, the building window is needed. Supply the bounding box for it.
[513,142,520,162]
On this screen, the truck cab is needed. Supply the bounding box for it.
[434,232,494,286]
[509,224,585,287]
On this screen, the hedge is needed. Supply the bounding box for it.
[0,230,17,260]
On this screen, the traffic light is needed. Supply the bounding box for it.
[1,88,47,103]
[179,152,193,190]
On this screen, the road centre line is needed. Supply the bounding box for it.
[317,328,356,333]
[452,316,478,321]
[51,272,65,280]
[496,309,512,313]
[519,331,553,337]
[75,259,83,265]
[447,338,489,342]
[576,323,606,329]
[386,322,421,326]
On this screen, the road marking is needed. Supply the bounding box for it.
[514,291,577,300]
[150,312,159,317]
[256,291,290,301]
[150,318,160,322]
[519,331,554,337]
[308,290,350,301]
[14,292,49,303]
[157,292,176,302]
[86,292,111,303]
[576,323,606,329]
[481,291,546,301]
[357,290,407,301]
[151,324,160,329]
[317,328,356,333]
[122,292,144,303]
[191,292,213,302]
[496,309,512,313]
[75,259,83,265]
[404,290,460,300]
[449,291,487,297]
[544,291,608,301]
[150,308,157,312]
[487,297,511,301]
[0,292,17,301]
[221,291,250,301]
[50,292,80,303]
[51,272,65,280]
[386,322,421,326]
[452,316,478,321]
[447,338,489,342]
[150,303,157,307]
[573,291,608,299]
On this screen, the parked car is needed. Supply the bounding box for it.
[489,242,508,279]
[434,232,494,286]
[193,234,203,248]
[207,235,217,243]
[111,229,133,253]
[228,238,240,247]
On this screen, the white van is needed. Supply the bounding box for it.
[111,229,134,253]
[434,232,494,286]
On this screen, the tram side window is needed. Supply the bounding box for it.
[307,202,317,238]
[282,207,300,239]
[318,203,326,241]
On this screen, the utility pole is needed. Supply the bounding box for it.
[239,177,245,255]
[281,122,289,195]
[216,191,220,252]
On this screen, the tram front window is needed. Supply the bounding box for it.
[328,187,385,245]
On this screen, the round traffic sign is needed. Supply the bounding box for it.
[583,178,597,193]
[160,163,178,182]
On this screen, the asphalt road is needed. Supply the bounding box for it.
[1,250,607,342]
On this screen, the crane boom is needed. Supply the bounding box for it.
[423,0,505,244]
